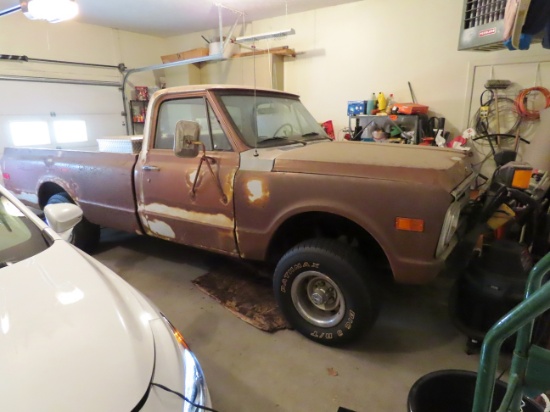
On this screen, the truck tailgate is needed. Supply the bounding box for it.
[2,147,141,234]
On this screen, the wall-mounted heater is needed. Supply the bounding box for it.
[458,0,539,51]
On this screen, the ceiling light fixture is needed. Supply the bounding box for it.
[236,28,295,43]
[20,0,79,23]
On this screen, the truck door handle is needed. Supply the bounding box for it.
[142,165,160,172]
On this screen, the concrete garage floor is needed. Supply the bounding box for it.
[94,229,509,412]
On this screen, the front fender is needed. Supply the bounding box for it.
[234,170,452,283]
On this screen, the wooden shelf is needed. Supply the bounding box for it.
[232,46,296,58]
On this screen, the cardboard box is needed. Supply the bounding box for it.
[161,48,209,63]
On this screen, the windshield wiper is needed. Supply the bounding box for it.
[302,132,332,141]
[258,137,306,146]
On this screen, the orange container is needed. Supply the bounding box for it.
[394,102,429,115]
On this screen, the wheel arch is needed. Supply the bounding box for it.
[38,181,70,209]
[266,211,391,280]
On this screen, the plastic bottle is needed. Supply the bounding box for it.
[377,92,387,111]
[385,93,394,114]
[366,93,376,114]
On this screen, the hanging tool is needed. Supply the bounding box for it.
[484,80,512,147]
[408,81,417,104]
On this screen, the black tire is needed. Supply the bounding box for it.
[46,193,100,253]
[273,238,380,346]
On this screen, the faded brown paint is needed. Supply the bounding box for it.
[2,85,474,284]
[3,147,142,235]
[135,137,239,255]
[234,170,454,284]
[273,142,471,193]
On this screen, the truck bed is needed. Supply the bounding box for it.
[2,146,142,234]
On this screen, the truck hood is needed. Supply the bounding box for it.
[271,141,472,192]
[0,242,155,411]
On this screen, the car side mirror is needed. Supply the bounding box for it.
[174,120,200,158]
[44,203,83,239]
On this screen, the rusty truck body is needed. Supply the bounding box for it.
[1,85,476,345]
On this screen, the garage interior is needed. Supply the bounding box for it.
[2,0,550,411]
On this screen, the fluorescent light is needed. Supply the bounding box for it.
[21,0,79,23]
[236,28,295,43]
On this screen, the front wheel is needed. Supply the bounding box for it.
[46,193,100,253]
[273,239,380,346]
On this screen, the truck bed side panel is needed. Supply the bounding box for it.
[2,147,142,234]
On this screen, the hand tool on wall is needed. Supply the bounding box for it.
[484,80,512,147]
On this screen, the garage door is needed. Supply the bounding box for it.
[0,80,126,155]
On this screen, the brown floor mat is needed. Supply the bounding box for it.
[192,263,290,332]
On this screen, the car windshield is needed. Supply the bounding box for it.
[0,194,48,268]
[218,93,330,148]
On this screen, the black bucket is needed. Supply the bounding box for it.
[407,370,543,412]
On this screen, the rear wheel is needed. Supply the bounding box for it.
[46,193,100,253]
[273,238,380,346]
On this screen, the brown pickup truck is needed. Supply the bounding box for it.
[1,85,475,345]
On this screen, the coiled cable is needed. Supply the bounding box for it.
[515,87,550,120]
[473,94,522,136]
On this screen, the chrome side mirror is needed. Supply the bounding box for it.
[174,120,200,158]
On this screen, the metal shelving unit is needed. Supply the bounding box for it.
[348,114,421,144]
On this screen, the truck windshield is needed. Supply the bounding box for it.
[0,194,48,268]
[218,93,330,148]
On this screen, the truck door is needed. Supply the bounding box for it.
[135,95,239,256]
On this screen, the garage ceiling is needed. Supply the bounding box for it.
[1,0,362,37]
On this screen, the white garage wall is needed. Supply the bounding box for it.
[1,1,548,162]
[0,13,167,154]
[164,0,550,143]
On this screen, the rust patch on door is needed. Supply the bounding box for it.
[140,202,234,229]
[145,219,176,239]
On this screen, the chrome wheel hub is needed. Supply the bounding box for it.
[291,271,345,328]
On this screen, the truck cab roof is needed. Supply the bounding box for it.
[152,84,299,99]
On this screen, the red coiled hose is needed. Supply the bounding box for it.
[515,87,550,120]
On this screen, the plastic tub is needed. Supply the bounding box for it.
[407,369,543,412]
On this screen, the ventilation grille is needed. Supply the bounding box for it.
[464,0,507,29]
[459,0,542,51]
[459,0,507,51]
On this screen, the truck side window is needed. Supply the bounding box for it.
[154,98,212,150]
[206,101,232,152]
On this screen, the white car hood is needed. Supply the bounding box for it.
[0,241,155,411]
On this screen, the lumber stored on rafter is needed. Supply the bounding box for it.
[232,46,296,58]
